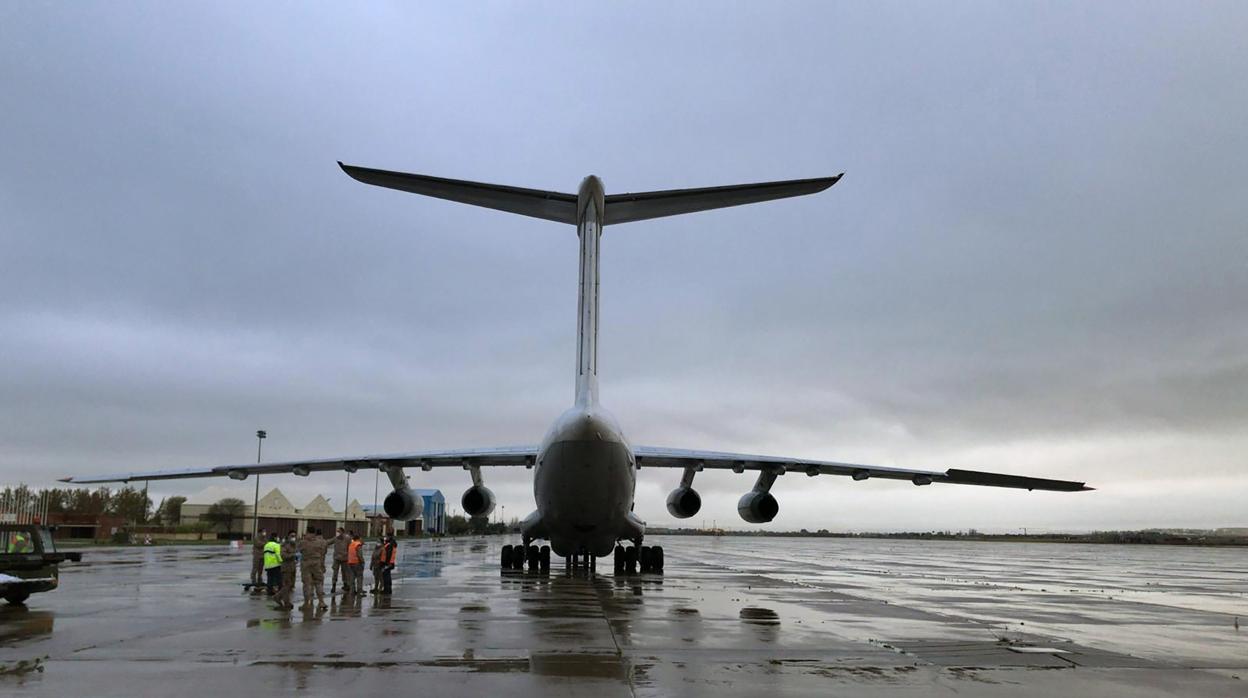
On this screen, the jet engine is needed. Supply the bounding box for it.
[665,486,702,519]
[737,490,779,524]
[461,485,496,518]
[383,487,423,521]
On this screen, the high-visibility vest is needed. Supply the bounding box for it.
[347,540,362,565]
[385,542,397,565]
[263,540,282,569]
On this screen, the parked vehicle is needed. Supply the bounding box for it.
[1,524,82,604]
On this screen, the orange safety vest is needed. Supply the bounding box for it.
[347,539,363,565]
[384,542,397,566]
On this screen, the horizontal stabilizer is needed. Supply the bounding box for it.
[603,174,842,225]
[339,163,577,224]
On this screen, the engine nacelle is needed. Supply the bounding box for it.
[666,486,702,519]
[383,487,423,521]
[737,490,779,524]
[461,485,496,518]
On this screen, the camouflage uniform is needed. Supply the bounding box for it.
[298,533,328,608]
[250,534,266,586]
[331,532,350,593]
[275,537,298,608]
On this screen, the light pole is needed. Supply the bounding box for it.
[252,430,266,541]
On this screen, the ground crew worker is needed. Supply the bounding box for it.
[275,531,298,609]
[346,532,364,595]
[262,532,282,595]
[7,530,32,553]
[250,528,268,592]
[369,536,385,594]
[379,535,397,595]
[330,527,350,594]
[298,528,329,610]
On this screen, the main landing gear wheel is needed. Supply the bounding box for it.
[526,545,541,570]
[613,544,664,575]
[540,545,551,571]
[501,544,526,570]
[4,591,30,605]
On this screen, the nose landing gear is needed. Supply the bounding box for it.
[564,550,597,572]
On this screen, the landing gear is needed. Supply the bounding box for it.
[502,543,552,571]
[612,543,663,575]
[500,544,526,570]
[565,550,596,572]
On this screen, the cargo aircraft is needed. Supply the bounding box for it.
[65,164,1091,573]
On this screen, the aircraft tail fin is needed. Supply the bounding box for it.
[338,163,578,224]
[602,174,842,225]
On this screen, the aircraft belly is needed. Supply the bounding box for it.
[536,439,634,556]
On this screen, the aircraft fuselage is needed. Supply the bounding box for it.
[522,175,643,557]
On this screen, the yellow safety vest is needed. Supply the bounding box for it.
[263,540,282,569]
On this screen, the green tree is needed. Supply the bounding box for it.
[202,498,246,532]
[68,487,112,516]
[445,515,471,535]
[468,515,491,535]
[158,496,187,525]
[109,486,151,523]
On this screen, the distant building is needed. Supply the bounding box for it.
[181,488,368,539]
[360,489,445,536]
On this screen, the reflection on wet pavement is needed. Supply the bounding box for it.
[1,536,1245,696]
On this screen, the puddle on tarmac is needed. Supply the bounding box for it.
[0,609,55,641]
[253,652,631,680]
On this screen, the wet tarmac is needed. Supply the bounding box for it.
[1,536,1245,696]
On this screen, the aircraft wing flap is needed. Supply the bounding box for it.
[602,174,843,225]
[633,446,1091,492]
[339,162,578,224]
[61,446,541,484]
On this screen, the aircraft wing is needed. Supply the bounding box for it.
[632,446,1092,492]
[60,446,540,484]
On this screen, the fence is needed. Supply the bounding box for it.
[0,487,51,525]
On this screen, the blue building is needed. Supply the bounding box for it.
[361,488,445,536]
[413,489,446,535]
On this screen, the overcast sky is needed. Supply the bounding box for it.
[2,3,1245,532]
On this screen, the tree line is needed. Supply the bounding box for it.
[0,485,187,525]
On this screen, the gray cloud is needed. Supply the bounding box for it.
[2,2,1246,531]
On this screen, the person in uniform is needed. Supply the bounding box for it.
[275,531,298,610]
[368,535,385,594]
[346,532,364,595]
[250,528,268,593]
[298,528,329,610]
[379,535,397,595]
[330,527,350,595]
[262,532,282,596]
[296,529,314,607]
